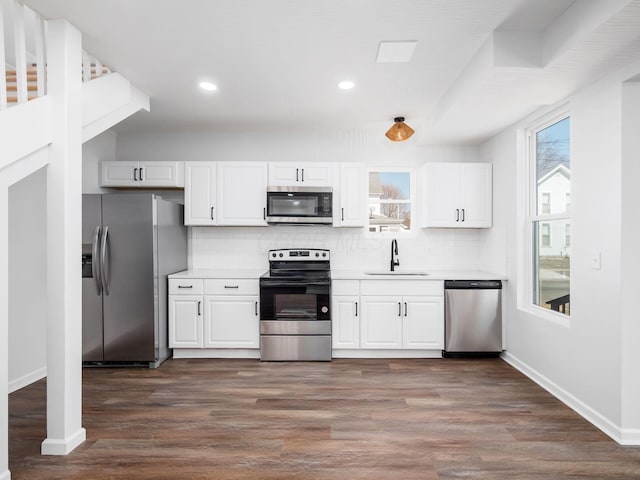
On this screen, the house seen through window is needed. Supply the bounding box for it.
[530,116,570,315]
[368,171,412,233]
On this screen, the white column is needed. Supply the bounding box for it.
[41,19,85,456]
[0,182,10,480]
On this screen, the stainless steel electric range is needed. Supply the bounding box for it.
[259,249,331,361]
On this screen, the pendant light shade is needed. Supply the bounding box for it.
[385,116,414,142]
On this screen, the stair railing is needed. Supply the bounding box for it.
[1,0,111,112]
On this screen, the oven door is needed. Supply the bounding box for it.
[259,281,330,322]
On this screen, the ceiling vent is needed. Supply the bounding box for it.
[376,41,418,63]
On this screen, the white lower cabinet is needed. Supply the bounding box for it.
[332,296,360,349]
[169,295,203,348]
[361,295,443,349]
[204,295,259,348]
[359,280,444,350]
[169,278,259,350]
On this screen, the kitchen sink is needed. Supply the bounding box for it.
[364,271,430,276]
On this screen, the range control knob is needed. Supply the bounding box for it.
[279,252,284,257]
[322,252,327,257]
[315,252,320,257]
[321,306,329,314]
[272,253,276,258]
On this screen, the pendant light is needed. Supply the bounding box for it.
[385,116,414,142]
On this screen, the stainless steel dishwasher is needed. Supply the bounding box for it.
[443,280,502,357]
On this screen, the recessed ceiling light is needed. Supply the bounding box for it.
[338,81,355,90]
[199,81,217,92]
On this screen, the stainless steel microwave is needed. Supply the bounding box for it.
[266,186,333,224]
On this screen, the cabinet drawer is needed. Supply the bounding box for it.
[360,280,443,297]
[332,280,359,296]
[169,278,204,295]
[205,279,259,295]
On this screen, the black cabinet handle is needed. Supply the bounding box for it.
[404,302,408,317]
[139,167,144,181]
[461,208,465,222]
[355,302,358,317]
[255,301,259,316]
[197,301,201,316]
[341,208,344,221]
[398,302,401,317]
[211,207,214,220]
[263,207,266,220]
[133,167,138,181]
[296,168,299,182]
[456,208,460,222]
[177,285,193,289]
[224,285,239,289]
[301,168,304,182]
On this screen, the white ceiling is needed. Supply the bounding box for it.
[23,0,640,144]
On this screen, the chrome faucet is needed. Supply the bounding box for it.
[390,239,400,271]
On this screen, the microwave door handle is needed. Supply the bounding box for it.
[92,226,102,295]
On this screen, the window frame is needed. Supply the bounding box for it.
[366,166,417,237]
[523,107,571,324]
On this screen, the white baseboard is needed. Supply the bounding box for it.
[332,349,442,359]
[172,349,260,359]
[8,367,46,393]
[41,427,86,456]
[0,468,11,480]
[502,352,632,445]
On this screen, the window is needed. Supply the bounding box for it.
[528,115,570,316]
[541,223,551,247]
[541,192,551,214]
[368,170,413,233]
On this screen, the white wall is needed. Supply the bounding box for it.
[114,131,492,272]
[8,166,47,392]
[480,57,640,442]
[82,129,116,194]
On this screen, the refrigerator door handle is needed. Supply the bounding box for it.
[100,226,111,296]
[92,226,102,295]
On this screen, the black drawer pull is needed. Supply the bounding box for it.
[224,285,239,289]
[178,285,193,289]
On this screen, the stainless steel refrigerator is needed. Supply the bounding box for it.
[82,193,187,367]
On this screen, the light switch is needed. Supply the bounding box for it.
[591,251,601,270]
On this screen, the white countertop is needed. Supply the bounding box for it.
[169,269,267,279]
[169,268,506,281]
[331,269,507,281]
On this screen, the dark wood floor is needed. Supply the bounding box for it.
[9,358,640,479]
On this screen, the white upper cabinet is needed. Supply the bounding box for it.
[421,162,492,228]
[334,163,366,227]
[184,162,217,226]
[100,161,184,188]
[216,162,268,226]
[268,162,334,187]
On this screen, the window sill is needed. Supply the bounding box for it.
[519,304,571,328]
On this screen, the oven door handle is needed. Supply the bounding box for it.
[261,281,330,288]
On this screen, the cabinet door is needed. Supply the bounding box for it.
[332,296,360,349]
[360,296,403,349]
[138,161,184,188]
[268,163,301,186]
[422,163,461,227]
[403,296,444,349]
[459,163,492,227]
[169,295,203,348]
[100,161,137,187]
[185,162,217,225]
[299,163,333,186]
[336,163,365,227]
[216,162,268,226]
[204,296,260,348]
